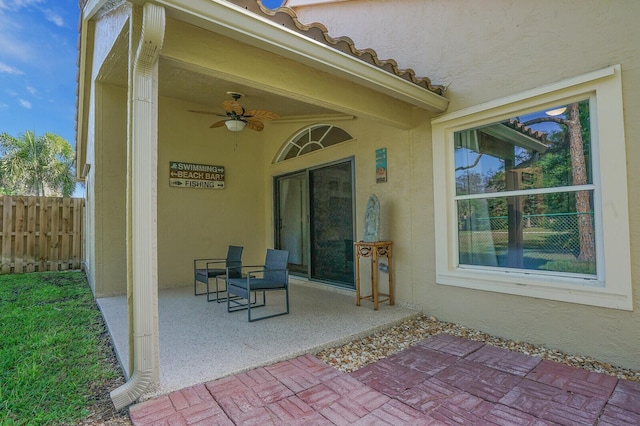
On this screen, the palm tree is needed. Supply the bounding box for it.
[0,131,76,197]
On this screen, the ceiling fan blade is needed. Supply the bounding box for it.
[245,109,280,120]
[187,109,227,117]
[245,120,264,131]
[222,100,244,116]
[210,120,227,128]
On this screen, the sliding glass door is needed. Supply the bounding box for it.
[276,172,308,275]
[275,159,355,287]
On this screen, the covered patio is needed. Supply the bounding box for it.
[97,278,419,399]
[78,0,447,407]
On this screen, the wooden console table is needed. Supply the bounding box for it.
[354,241,393,310]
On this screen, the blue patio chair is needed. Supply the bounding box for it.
[226,249,290,322]
[194,245,243,302]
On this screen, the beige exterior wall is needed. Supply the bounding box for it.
[293,0,640,369]
[85,7,432,296]
[156,100,422,293]
[152,15,431,291]
[82,0,639,370]
[84,7,130,297]
[89,83,128,297]
[157,96,268,288]
[265,117,423,303]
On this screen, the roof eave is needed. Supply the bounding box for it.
[154,0,449,113]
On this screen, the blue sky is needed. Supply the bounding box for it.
[0,0,79,147]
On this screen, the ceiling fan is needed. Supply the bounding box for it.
[188,92,280,132]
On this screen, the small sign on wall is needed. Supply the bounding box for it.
[375,148,387,183]
[169,161,225,189]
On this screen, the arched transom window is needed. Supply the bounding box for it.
[276,124,353,162]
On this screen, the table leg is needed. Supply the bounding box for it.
[355,251,361,306]
[387,248,394,305]
[372,251,379,310]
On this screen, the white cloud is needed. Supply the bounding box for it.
[26,85,36,95]
[0,40,31,61]
[0,61,23,74]
[0,13,24,35]
[18,98,31,108]
[0,31,33,62]
[1,1,66,28]
[0,0,44,10]
[43,8,63,27]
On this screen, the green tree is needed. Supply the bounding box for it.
[0,131,76,197]
[523,101,595,262]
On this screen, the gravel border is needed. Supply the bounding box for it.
[315,314,640,382]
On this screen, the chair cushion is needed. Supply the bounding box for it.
[195,268,226,281]
[227,278,286,291]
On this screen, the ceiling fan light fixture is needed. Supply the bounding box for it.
[189,92,277,132]
[225,119,246,132]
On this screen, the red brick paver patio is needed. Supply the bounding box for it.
[129,334,640,425]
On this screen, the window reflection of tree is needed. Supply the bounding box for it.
[454,100,595,272]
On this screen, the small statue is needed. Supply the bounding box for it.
[363,194,380,242]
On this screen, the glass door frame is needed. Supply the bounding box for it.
[273,157,356,288]
[274,170,309,276]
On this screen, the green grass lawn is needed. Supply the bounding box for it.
[0,271,124,425]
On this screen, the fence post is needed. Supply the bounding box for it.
[14,197,25,273]
[39,197,48,272]
[72,198,83,270]
[2,196,13,274]
[61,198,70,271]
[26,197,37,272]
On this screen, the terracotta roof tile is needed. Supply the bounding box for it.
[230,0,446,96]
[505,118,547,143]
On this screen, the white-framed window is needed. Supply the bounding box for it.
[431,65,632,310]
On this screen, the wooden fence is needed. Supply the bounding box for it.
[0,196,84,274]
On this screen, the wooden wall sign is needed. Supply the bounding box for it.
[169,161,225,189]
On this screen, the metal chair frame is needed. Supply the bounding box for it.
[226,249,289,322]
[193,245,243,302]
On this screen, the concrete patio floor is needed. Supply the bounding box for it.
[97,279,419,399]
[128,333,640,425]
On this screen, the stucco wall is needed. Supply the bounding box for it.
[266,117,420,303]
[84,6,130,297]
[83,83,127,298]
[293,0,640,369]
[156,96,268,288]
[156,109,421,300]
[152,14,433,295]
[83,0,639,370]
[91,83,128,297]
